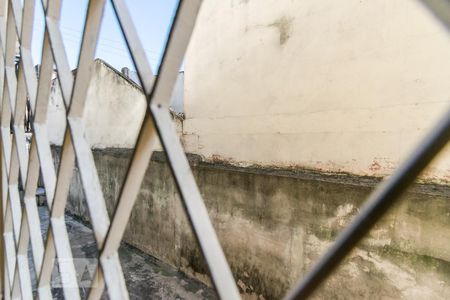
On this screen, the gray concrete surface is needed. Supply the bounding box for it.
[34,207,216,299]
[58,148,450,300]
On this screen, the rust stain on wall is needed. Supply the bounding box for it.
[369,160,382,171]
[269,16,293,45]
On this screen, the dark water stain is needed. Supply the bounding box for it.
[269,16,293,45]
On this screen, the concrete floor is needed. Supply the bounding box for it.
[34,207,216,299]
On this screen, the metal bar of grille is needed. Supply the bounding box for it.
[9,0,41,296]
[87,0,158,296]
[420,0,450,29]
[283,1,450,298]
[110,0,240,299]
[1,3,21,295]
[284,108,450,299]
[37,0,108,299]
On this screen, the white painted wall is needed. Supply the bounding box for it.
[183,0,450,182]
[47,71,66,144]
[47,59,182,149]
[47,60,146,148]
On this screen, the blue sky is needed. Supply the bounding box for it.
[31,0,179,73]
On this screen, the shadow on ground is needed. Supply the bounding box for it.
[32,207,216,299]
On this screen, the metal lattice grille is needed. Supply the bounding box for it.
[0,0,448,299]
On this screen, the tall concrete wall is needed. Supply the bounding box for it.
[183,0,450,182]
[59,149,450,299]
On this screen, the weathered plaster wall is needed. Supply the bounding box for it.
[48,60,145,148]
[47,59,146,147]
[46,59,183,148]
[58,148,450,299]
[183,0,450,182]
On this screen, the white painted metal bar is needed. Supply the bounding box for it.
[0,139,6,296]
[32,0,81,297]
[0,0,9,297]
[420,0,450,29]
[152,109,242,300]
[92,79,157,300]
[109,0,154,95]
[37,131,79,300]
[3,201,15,291]
[3,5,17,117]
[38,1,130,299]
[285,1,450,299]
[13,211,32,299]
[154,6,241,300]
[9,41,30,300]
[101,114,157,256]
[12,65,28,181]
[7,0,55,298]
[10,0,54,298]
[111,1,240,299]
[8,0,21,41]
[91,7,162,290]
[38,228,55,299]
[102,0,157,249]
[4,0,34,296]
[2,14,22,290]
[0,8,25,294]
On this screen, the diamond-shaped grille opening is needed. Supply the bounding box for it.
[59,0,89,69]
[122,0,179,73]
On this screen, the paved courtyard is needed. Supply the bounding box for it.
[33,207,216,299]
